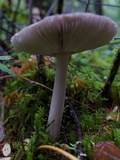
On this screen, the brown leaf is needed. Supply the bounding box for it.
[18,60,30,75]
[10,59,38,75]
[102,125,111,133]
[93,141,120,160]
[106,106,119,121]
[4,91,19,106]
[44,56,53,67]
[74,76,87,91]
[10,66,20,74]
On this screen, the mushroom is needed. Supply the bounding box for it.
[11,13,117,140]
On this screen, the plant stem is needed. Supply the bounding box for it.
[37,145,79,160]
[69,103,83,159]
[56,0,64,14]
[101,49,120,98]
[0,92,4,124]
[47,54,70,140]
[0,91,5,142]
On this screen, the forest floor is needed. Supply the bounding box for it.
[1,46,120,160]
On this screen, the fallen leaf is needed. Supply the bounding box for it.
[93,141,120,160]
[44,56,54,67]
[10,66,20,74]
[74,76,87,91]
[106,106,119,121]
[4,91,19,106]
[18,60,30,75]
[10,59,38,75]
[102,125,110,133]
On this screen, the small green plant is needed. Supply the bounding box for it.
[81,135,94,160]
[0,56,16,76]
[25,107,48,159]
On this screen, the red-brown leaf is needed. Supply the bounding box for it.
[4,91,19,106]
[93,141,120,160]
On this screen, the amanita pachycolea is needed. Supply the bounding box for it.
[11,13,117,140]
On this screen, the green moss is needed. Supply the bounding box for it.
[4,46,120,159]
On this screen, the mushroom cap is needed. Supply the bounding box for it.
[11,13,117,56]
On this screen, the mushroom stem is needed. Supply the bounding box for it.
[47,53,71,140]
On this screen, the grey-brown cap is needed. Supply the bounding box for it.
[11,12,117,56]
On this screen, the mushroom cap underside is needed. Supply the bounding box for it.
[11,12,117,56]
